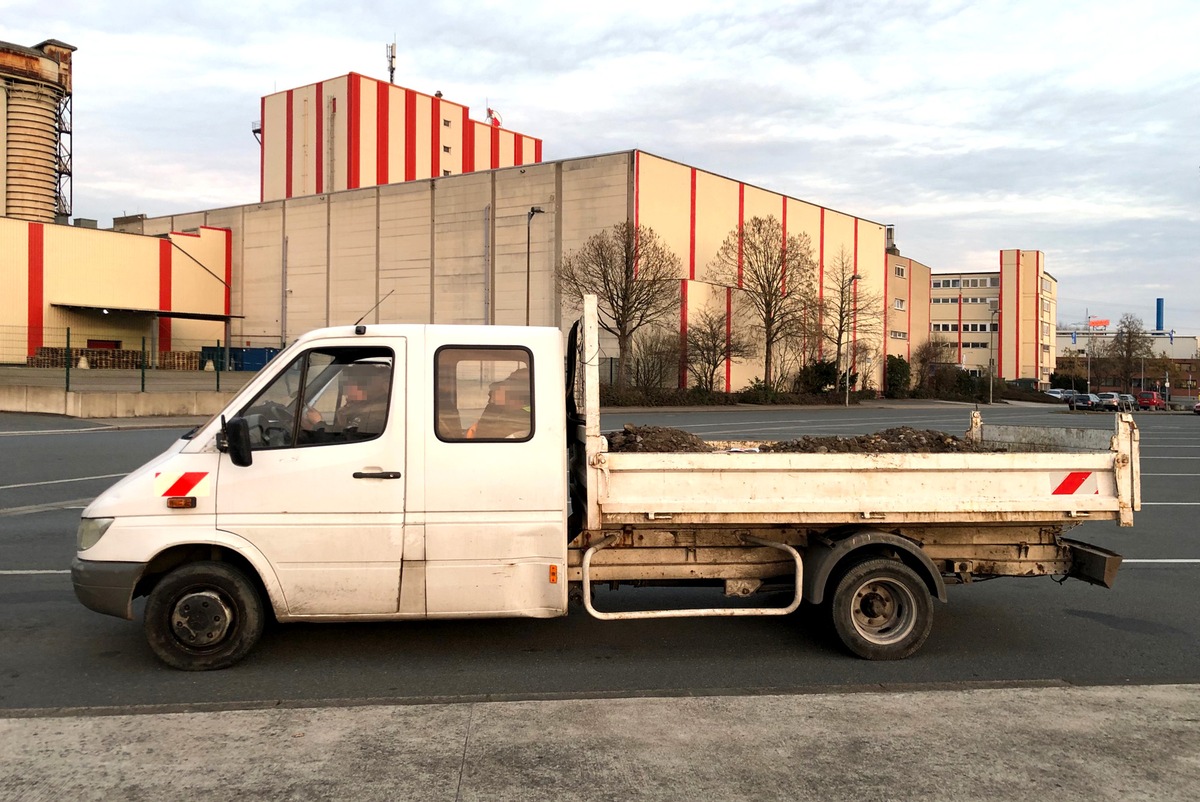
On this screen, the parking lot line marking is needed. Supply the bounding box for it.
[0,427,111,437]
[1141,502,1200,506]
[1124,559,1200,564]
[0,473,125,491]
[0,499,93,517]
[0,570,70,575]
[1142,473,1200,477]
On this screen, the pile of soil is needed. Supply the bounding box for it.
[606,424,990,454]
[761,427,989,454]
[605,424,713,453]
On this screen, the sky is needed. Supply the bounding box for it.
[4,0,1198,332]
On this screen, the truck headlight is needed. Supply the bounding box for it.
[77,517,114,551]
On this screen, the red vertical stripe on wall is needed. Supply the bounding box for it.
[817,208,825,360]
[1015,250,1022,382]
[780,197,788,295]
[725,288,733,392]
[906,258,913,361]
[679,280,689,389]
[462,108,473,172]
[736,184,745,288]
[404,90,416,182]
[158,239,173,352]
[26,223,44,357]
[315,83,324,194]
[285,90,294,198]
[224,228,232,316]
[514,133,524,166]
[777,199,787,296]
[259,97,265,202]
[1034,252,1041,383]
[633,151,641,270]
[377,81,389,185]
[882,240,889,361]
[851,219,859,376]
[430,96,441,179]
[688,169,697,280]
[534,139,542,163]
[347,74,361,189]
[490,124,500,169]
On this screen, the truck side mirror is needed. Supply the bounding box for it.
[218,416,254,467]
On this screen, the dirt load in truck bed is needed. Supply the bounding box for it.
[606,424,996,454]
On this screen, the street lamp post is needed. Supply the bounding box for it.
[525,206,545,325]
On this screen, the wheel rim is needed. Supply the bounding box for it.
[169,590,234,650]
[849,577,917,645]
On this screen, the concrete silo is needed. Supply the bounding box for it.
[0,39,75,223]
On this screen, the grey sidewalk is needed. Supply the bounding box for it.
[3,683,1198,801]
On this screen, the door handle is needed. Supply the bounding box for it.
[352,471,402,479]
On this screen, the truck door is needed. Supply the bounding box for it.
[216,342,406,616]
[422,342,568,618]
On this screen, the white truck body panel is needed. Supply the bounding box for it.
[576,298,1139,532]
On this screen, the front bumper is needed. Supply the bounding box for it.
[71,558,147,620]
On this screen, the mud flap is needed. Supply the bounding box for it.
[1063,538,1123,588]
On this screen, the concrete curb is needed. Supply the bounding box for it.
[1,684,1197,801]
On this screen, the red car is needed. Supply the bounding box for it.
[1138,391,1166,410]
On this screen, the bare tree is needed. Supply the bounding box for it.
[911,337,955,392]
[1100,313,1156,392]
[707,215,818,387]
[629,326,680,392]
[821,247,884,391]
[557,221,681,387]
[686,304,758,392]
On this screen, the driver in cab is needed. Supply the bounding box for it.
[302,362,390,441]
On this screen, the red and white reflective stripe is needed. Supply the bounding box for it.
[154,471,211,497]
[1051,471,1098,495]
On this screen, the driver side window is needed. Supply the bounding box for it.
[240,347,393,450]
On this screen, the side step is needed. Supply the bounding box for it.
[580,534,803,620]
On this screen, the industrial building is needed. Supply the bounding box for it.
[925,252,1058,385]
[2,41,1061,392]
[258,72,542,202]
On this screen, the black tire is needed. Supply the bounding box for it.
[144,561,264,671]
[830,558,933,660]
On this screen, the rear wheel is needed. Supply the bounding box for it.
[830,558,933,660]
[144,561,264,671]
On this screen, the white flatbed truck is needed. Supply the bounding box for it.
[72,297,1139,669]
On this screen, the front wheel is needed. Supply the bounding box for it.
[144,561,264,670]
[830,558,933,660]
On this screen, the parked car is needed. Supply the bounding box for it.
[1138,391,1166,411]
[1118,394,1138,412]
[1069,393,1102,411]
[1097,392,1120,411]
[1059,389,1080,403]
[1043,389,1066,400]
[1193,400,1200,415]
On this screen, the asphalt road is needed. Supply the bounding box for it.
[1,403,1197,713]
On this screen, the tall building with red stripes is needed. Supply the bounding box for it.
[258,73,542,202]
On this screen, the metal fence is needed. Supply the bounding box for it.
[0,325,284,393]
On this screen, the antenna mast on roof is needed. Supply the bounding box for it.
[386,39,396,84]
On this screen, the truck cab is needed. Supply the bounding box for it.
[73,322,568,669]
